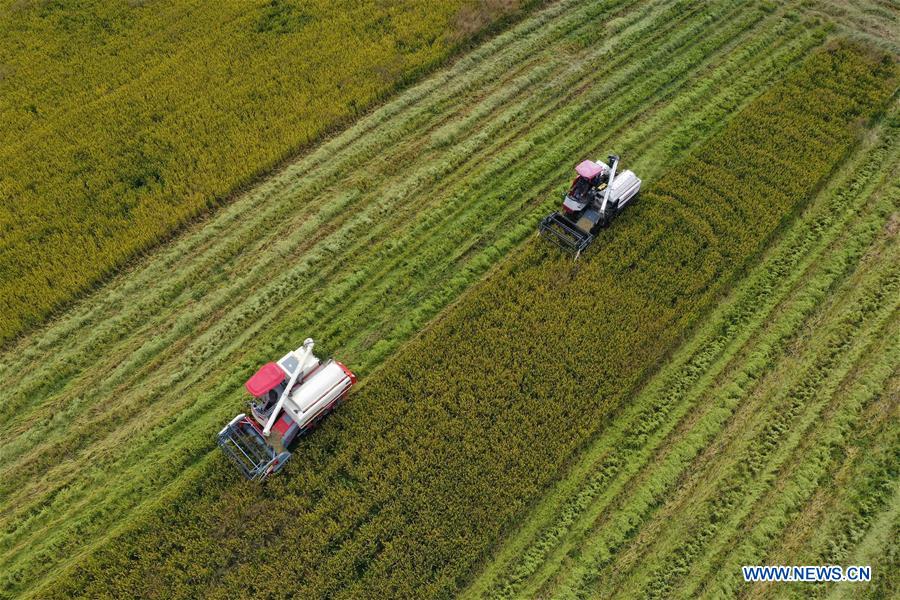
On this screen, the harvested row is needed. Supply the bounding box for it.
[681,163,900,600]
[740,179,900,600]
[804,0,900,53]
[0,1,819,597]
[39,43,898,599]
[748,374,899,600]
[617,227,899,600]
[464,93,900,600]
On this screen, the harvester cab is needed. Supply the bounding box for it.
[539,154,641,257]
[216,338,356,480]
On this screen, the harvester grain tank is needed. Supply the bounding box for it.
[539,154,641,256]
[217,338,356,480]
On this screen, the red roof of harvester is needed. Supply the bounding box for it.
[245,362,286,397]
[575,159,605,179]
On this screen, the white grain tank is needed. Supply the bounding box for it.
[609,169,641,208]
[283,360,355,429]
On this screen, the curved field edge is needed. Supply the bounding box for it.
[36,43,898,599]
[0,1,822,596]
[0,0,545,345]
[462,99,900,599]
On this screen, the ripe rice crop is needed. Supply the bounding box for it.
[0,0,531,344]
[36,42,898,600]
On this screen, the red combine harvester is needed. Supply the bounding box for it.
[217,338,356,480]
[539,154,641,257]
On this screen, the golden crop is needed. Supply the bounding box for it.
[0,0,526,343]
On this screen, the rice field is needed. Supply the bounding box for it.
[0,0,529,344]
[1,1,897,598]
[26,39,899,600]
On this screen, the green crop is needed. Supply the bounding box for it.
[34,41,898,600]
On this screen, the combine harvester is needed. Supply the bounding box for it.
[217,338,356,480]
[539,154,641,256]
